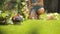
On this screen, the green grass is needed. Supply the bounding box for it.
[0,14,60,34]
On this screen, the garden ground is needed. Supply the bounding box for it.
[0,14,60,34]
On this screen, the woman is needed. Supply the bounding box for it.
[28,0,44,19]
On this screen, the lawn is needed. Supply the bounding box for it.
[0,14,60,34]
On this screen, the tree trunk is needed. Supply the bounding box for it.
[44,0,58,13]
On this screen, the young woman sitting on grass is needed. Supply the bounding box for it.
[28,0,44,19]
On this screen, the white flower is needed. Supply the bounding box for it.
[0,10,2,14]
[47,13,53,17]
[25,0,28,1]
[22,2,26,5]
[54,13,59,16]
[20,15,23,18]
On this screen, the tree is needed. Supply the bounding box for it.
[44,0,58,13]
[0,0,5,11]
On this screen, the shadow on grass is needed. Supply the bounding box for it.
[0,31,4,34]
[0,28,5,34]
